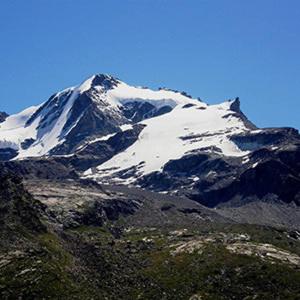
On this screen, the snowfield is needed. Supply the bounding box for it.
[84,100,250,183]
[106,81,204,109]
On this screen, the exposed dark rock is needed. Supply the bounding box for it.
[21,138,35,150]
[50,93,128,155]
[182,103,195,109]
[160,203,175,211]
[178,208,203,214]
[0,148,18,161]
[228,97,257,130]
[138,134,300,210]
[52,124,146,172]
[0,163,46,233]
[122,101,173,122]
[192,155,300,208]
[231,127,299,151]
[91,74,120,89]
[26,89,72,127]
[4,158,78,180]
[0,111,8,123]
[80,198,140,227]
[163,152,212,174]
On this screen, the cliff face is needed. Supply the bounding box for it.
[0,163,46,235]
[0,112,8,123]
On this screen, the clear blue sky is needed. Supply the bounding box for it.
[0,0,299,129]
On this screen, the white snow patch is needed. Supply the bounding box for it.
[106,81,207,110]
[120,124,133,131]
[77,75,95,93]
[84,101,250,183]
[242,156,250,164]
[0,105,41,153]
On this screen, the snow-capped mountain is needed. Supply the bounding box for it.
[1,74,299,208]
[0,74,250,161]
[0,74,208,159]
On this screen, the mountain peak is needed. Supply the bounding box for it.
[76,74,120,95]
[91,74,120,89]
[0,76,256,161]
[229,97,241,112]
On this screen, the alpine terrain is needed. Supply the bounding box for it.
[0,74,299,299]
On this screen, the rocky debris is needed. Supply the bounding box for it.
[217,201,300,231]
[25,179,141,229]
[102,184,229,228]
[169,231,300,267]
[169,229,189,237]
[0,250,25,268]
[226,242,300,266]
[22,177,231,231]
[189,294,203,300]
[160,203,176,211]
[170,239,205,255]
[169,233,251,255]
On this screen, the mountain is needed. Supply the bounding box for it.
[1,74,300,299]
[0,74,300,213]
[0,74,203,159]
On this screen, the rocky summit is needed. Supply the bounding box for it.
[0,74,300,299]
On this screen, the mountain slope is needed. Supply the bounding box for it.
[1,169,300,299]
[1,74,299,211]
[0,74,202,160]
[84,99,252,182]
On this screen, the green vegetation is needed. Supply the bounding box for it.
[0,231,97,299]
[1,222,300,299]
[140,243,300,299]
